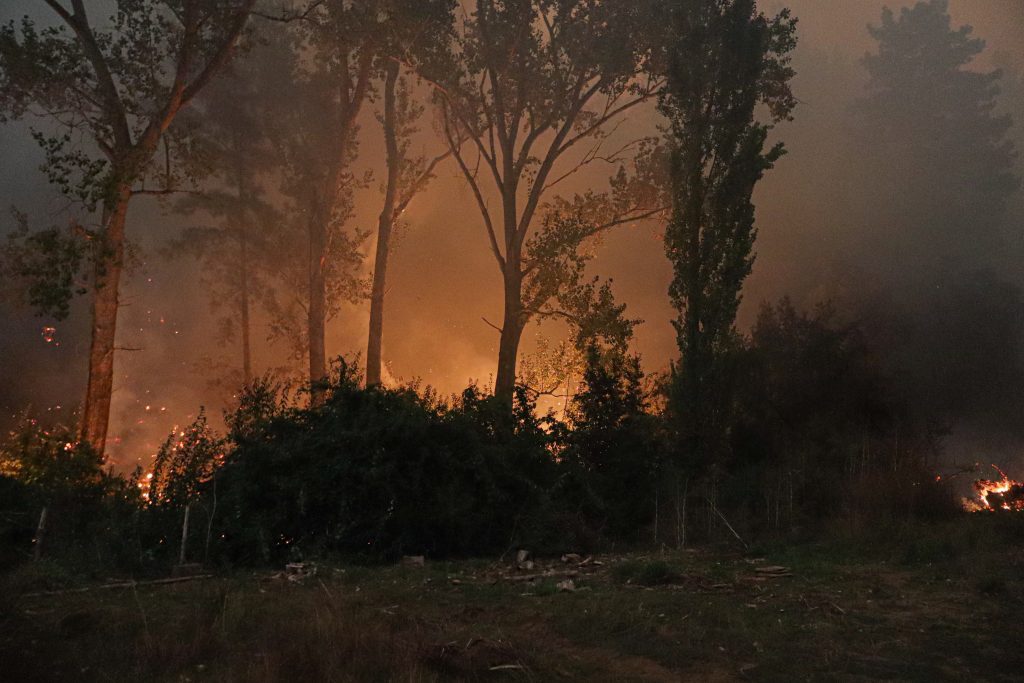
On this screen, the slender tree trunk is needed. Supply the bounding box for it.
[178,503,191,565]
[33,505,48,562]
[308,205,327,402]
[366,62,401,388]
[234,161,254,387]
[306,55,371,401]
[494,259,525,405]
[307,117,361,402]
[240,229,252,387]
[80,186,131,453]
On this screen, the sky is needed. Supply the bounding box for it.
[1,0,1023,470]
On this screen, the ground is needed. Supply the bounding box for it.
[2,521,1023,682]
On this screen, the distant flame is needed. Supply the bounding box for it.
[965,465,1024,512]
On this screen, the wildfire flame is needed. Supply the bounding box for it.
[965,465,1024,512]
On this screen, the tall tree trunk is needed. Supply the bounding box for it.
[79,186,131,453]
[494,258,524,405]
[235,160,253,387]
[239,227,252,386]
[308,205,327,402]
[305,55,371,401]
[366,62,401,388]
[178,502,191,565]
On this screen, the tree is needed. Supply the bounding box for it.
[565,342,659,539]
[0,0,255,454]
[1,209,90,322]
[659,0,796,478]
[260,2,390,397]
[148,409,224,564]
[850,1,1022,445]
[433,0,668,405]
[171,49,280,390]
[856,0,1018,274]
[258,18,370,387]
[366,0,457,387]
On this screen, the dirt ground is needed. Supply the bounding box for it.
[2,527,1023,681]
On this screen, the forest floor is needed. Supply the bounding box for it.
[2,519,1024,682]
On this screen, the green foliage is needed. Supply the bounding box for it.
[659,0,797,476]
[1,210,90,320]
[211,361,563,563]
[0,416,141,569]
[0,1,255,206]
[610,559,680,586]
[0,418,105,502]
[562,344,662,540]
[148,409,224,509]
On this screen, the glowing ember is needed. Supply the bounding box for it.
[965,465,1024,512]
[41,326,56,343]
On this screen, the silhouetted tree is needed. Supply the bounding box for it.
[856,0,1018,273]
[263,2,388,398]
[659,0,796,481]
[366,0,458,387]
[851,1,1023,444]
[171,49,281,389]
[432,0,669,405]
[565,343,659,539]
[259,19,372,390]
[0,0,255,453]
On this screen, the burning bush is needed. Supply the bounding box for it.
[966,466,1024,512]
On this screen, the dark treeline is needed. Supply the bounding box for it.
[0,0,1020,573]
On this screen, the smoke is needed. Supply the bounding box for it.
[1,1,1023,470]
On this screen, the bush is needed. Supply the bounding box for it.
[561,345,663,543]
[208,363,563,563]
[0,418,140,572]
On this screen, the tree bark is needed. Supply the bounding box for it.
[308,201,328,402]
[79,186,131,453]
[178,502,191,565]
[33,505,48,562]
[239,227,252,386]
[494,259,525,404]
[366,62,401,388]
[235,167,253,387]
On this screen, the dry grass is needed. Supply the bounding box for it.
[3,518,1024,681]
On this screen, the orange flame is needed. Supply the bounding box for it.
[966,465,1024,512]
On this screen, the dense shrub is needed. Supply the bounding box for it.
[0,418,139,572]
[560,345,664,543]
[721,299,959,535]
[0,295,982,575]
[208,363,563,563]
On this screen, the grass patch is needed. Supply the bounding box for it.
[3,522,1024,681]
[610,559,681,586]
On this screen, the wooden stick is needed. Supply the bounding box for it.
[504,570,579,582]
[711,505,748,550]
[22,574,213,598]
[32,506,48,562]
[179,503,191,565]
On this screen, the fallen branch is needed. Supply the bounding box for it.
[504,569,579,583]
[710,505,749,550]
[23,574,213,598]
